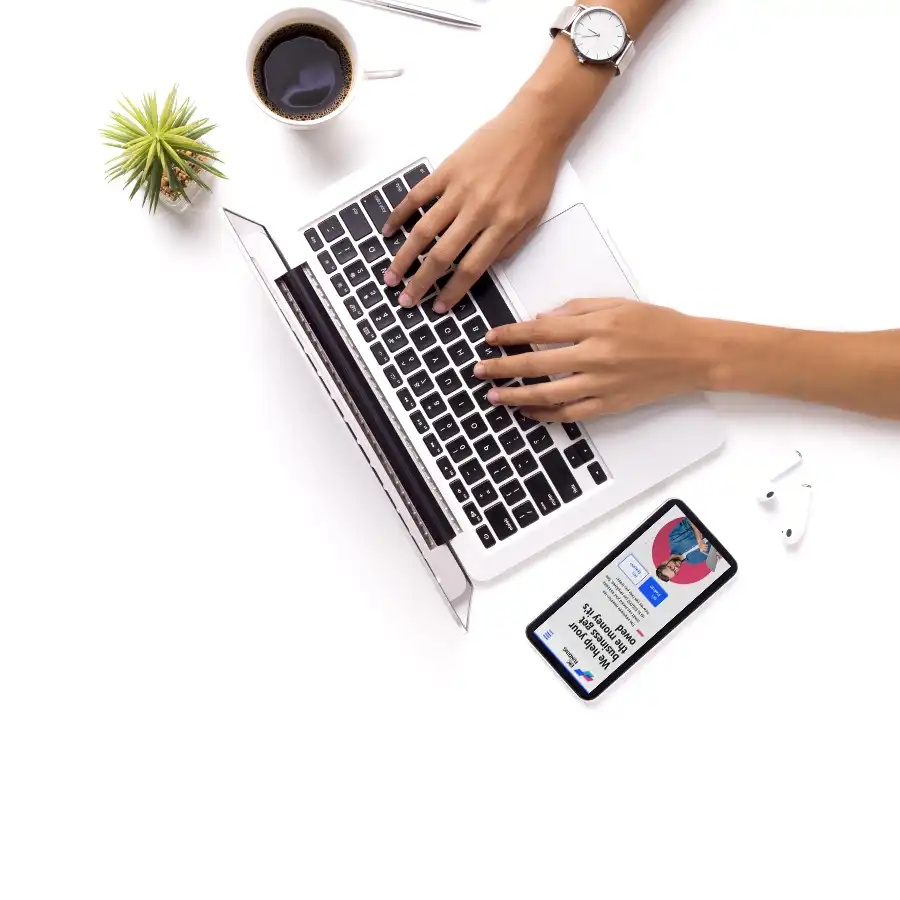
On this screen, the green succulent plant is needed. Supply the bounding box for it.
[102,85,226,213]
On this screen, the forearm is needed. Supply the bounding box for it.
[701,320,900,420]
[511,1,670,144]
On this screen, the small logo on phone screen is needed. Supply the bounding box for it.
[574,669,595,682]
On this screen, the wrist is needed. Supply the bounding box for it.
[697,318,791,394]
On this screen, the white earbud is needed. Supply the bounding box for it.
[781,483,813,546]
[756,450,804,503]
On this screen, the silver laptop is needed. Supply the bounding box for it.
[223,157,724,629]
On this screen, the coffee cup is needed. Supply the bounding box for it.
[247,7,403,129]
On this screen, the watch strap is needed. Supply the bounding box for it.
[550,4,585,38]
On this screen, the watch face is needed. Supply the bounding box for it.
[571,8,627,62]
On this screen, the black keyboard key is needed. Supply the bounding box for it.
[446,436,472,463]
[384,365,403,389]
[421,392,447,419]
[475,342,502,361]
[372,259,391,284]
[421,300,443,323]
[485,406,513,433]
[575,440,594,463]
[473,435,501,462]
[436,456,454,479]
[447,392,475,418]
[460,364,482,390]
[356,282,380,308]
[459,459,485,486]
[463,317,488,343]
[565,440,594,469]
[319,215,345,243]
[343,298,363,320]
[512,450,538,478]
[452,297,477,320]
[357,320,376,343]
[361,191,390,231]
[383,178,408,208]
[331,274,350,297]
[588,461,608,485]
[528,427,553,454]
[472,481,498,508]
[515,409,540,431]
[499,427,526,455]
[435,318,461,344]
[473,384,492,411]
[501,479,526,507]
[332,238,357,266]
[476,525,496,549]
[411,326,437,352]
[359,236,385,264]
[563,422,582,441]
[407,258,422,278]
[404,163,430,188]
[448,340,475,367]
[423,433,442,458]
[397,389,415,411]
[403,209,422,232]
[318,251,337,274]
[371,342,389,366]
[463,503,483,526]
[540,449,583,504]
[410,411,429,435]
[423,347,449,373]
[398,305,424,329]
[409,370,434,397]
[449,479,469,503]
[523,376,551,386]
[487,457,513,484]
[383,327,409,353]
[344,260,368,287]
[461,413,488,439]
[512,502,539,529]
[385,231,407,256]
[436,369,462,396]
[395,348,420,375]
[340,203,372,241]
[434,414,460,442]
[384,284,403,306]
[484,503,517,541]
[371,304,395,331]
[304,228,324,252]
[471,272,515,328]
[524,472,561,516]
[505,344,531,356]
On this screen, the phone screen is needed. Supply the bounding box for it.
[527,501,736,699]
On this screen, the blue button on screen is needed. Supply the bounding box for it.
[639,577,668,607]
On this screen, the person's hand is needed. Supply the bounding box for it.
[381,97,568,313]
[699,539,710,554]
[472,298,717,421]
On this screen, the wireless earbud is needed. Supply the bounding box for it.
[756,450,803,503]
[781,483,813,546]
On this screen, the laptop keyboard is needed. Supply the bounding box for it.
[303,161,609,550]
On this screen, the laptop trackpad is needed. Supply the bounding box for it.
[503,203,637,319]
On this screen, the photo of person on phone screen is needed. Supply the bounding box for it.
[655,517,714,583]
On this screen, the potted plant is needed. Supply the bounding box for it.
[102,85,226,213]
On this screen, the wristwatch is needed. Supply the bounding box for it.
[550,5,635,75]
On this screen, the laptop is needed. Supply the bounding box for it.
[223,156,724,630]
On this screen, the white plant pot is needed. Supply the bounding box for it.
[158,169,208,213]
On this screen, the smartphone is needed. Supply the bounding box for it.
[526,499,738,701]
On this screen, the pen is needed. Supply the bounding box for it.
[344,0,482,30]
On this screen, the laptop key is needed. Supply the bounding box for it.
[411,326,437,351]
[588,461,608,485]
[524,472,561,516]
[421,300,443,323]
[436,368,462,396]
[435,318,461,344]
[423,433,442,458]
[395,348,420,376]
[463,317,488,343]
[319,215,345,243]
[565,440,593,469]
[383,178,408,208]
[371,304,395,331]
[461,413,488,439]
[476,525,496,549]
[331,274,350,297]
[473,385,492,411]
[409,370,434,397]
[403,210,422,232]
[436,456,455,479]
[410,411,429,435]
[462,502,483,526]
[421,392,447,420]
[370,342,389,366]
[384,365,403,389]
[528,427,554,454]
[344,260,368,287]
[540,449,583,504]
[357,320,376,343]
[523,376,551,386]
[304,228,324,252]
[340,203,372,241]
[385,231,407,256]
[356,282,380,308]
[472,481,499,508]
[487,457,514,485]
[460,459,486,485]
[383,327,409,353]
[460,363,482,390]
[486,406,513,433]
[499,427,526,455]
[343,298,363,320]
[372,259,391,284]
[434,414,460,442]
[515,409,540,432]
[361,191,390,231]
[448,341,475,367]
[471,272,515,328]
[563,422,582,441]
[404,163,430,188]
[484,503,517,541]
[423,347,450,373]
[501,479,526,507]
[384,284,403,306]
[318,251,337,274]
[359,236,385,264]
[446,436,472,463]
[449,391,476,418]
[452,296,477,321]
[449,479,469,503]
[476,342,503,361]
[397,389,415,412]
[505,344,531,356]
[512,450,539,478]
[512,502,540,529]
[397,305,424,329]
[473,435,501,462]
[332,238,357,266]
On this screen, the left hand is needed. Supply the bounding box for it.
[473,298,716,421]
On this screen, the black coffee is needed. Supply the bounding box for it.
[253,24,353,121]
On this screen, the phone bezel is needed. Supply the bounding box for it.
[525,498,738,702]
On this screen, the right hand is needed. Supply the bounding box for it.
[382,96,568,313]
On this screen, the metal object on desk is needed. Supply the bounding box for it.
[344,0,481,29]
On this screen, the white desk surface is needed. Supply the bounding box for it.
[3,0,900,896]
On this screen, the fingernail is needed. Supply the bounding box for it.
[487,389,501,404]
[485,330,496,343]
[399,292,413,308]
[382,226,395,237]
[433,302,446,314]
[384,271,400,287]
[473,363,486,378]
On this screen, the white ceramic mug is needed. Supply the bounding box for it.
[246,7,403,129]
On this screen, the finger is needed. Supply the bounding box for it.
[383,173,443,237]
[487,375,594,408]
[522,398,608,422]
[473,345,579,381]
[485,316,592,348]
[497,217,540,261]
[538,297,628,318]
[433,225,514,313]
[384,198,458,291]
[400,214,481,307]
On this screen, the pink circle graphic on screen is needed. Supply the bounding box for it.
[651,517,713,586]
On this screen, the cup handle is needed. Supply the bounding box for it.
[364,67,405,80]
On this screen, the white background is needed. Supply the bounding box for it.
[2,1,900,897]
